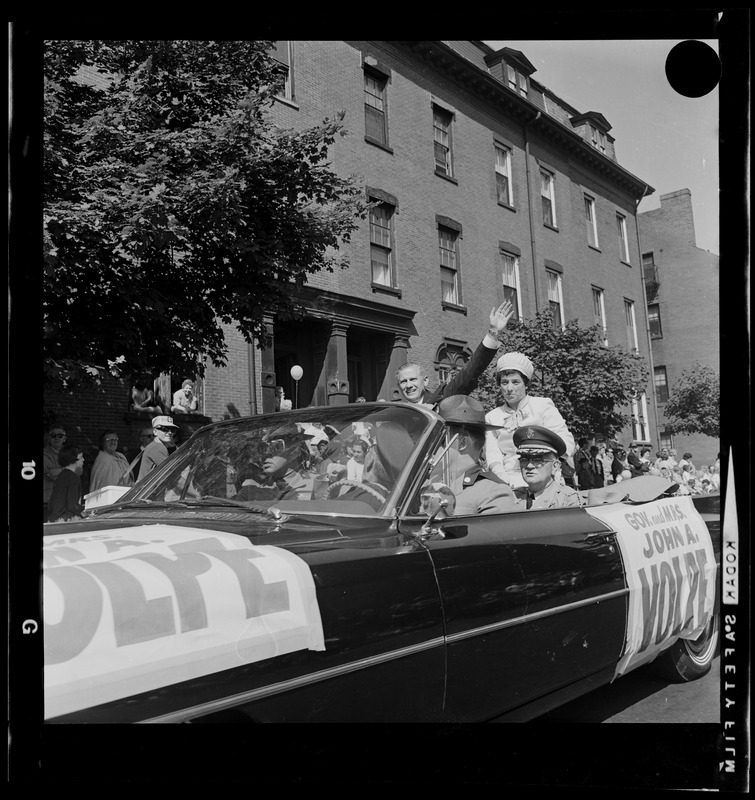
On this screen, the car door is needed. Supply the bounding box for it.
[398,506,628,722]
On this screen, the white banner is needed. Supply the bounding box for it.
[586,496,717,677]
[43,525,325,719]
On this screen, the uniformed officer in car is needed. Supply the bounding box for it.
[236,425,314,502]
[430,394,518,516]
[512,425,583,510]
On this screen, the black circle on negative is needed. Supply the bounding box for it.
[665,40,721,98]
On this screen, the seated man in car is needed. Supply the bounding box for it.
[429,395,518,516]
[236,425,314,502]
[512,425,583,510]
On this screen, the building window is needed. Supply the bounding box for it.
[654,366,670,403]
[494,144,513,206]
[547,269,563,331]
[590,124,607,153]
[617,212,630,262]
[631,393,650,442]
[369,201,395,287]
[592,286,607,344]
[272,41,294,101]
[648,303,663,338]
[439,226,460,305]
[501,251,522,321]
[642,251,655,269]
[624,299,638,352]
[585,194,599,248]
[433,105,454,177]
[505,63,529,98]
[659,431,674,451]
[364,70,388,146]
[540,169,557,227]
[435,341,471,383]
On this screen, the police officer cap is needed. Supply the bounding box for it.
[513,425,567,457]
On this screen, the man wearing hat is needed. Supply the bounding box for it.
[236,425,314,502]
[484,351,575,489]
[626,441,649,478]
[395,301,514,408]
[512,425,582,510]
[431,395,518,516]
[137,415,179,481]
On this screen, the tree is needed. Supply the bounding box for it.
[662,363,720,438]
[471,311,650,441]
[43,40,368,388]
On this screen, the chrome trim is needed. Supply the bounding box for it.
[142,635,446,723]
[446,588,629,645]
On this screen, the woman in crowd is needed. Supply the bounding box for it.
[131,375,163,414]
[43,422,67,519]
[47,444,85,522]
[172,379,199,414]
[484,352,575,489]
[89,429,135,493]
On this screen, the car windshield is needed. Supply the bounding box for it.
[128,403,436,517]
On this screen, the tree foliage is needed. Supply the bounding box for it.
[662,363,720,438]
[471,311,650,441]
[43,40,368,388]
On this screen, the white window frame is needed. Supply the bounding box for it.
[617,212,630,262]
[540,169,557,228]
[272,41,294,101]
[585,194,599,248]
[369,201,395,287]
[654,365,670,404]
[433,105,454,177]
[547,269,564,331]
[439,226,460,305]
[590,124,607,153]
[648,302,663,338]
[364,70,388,145]
[494,144,513,206]
[501,251,522,321]
[592,286,607,345]
[624,299,639,352]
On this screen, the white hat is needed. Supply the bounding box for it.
[496,352,534,380]
[152,415,179,429]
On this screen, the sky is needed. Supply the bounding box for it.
[483,40,720,255]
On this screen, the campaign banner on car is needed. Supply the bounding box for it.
[43,525,325,720]
[585,495,717,678]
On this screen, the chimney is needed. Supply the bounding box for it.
[659,189,697,247]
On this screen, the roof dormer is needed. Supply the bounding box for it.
[484,47,536,100]
[570,111,613,155]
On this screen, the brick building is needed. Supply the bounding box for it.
[46,40,660,461]
[639,189,720,465]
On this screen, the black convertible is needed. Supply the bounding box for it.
[43,403,719,723]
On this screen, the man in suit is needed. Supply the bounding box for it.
[627,442,649,478]
[396,301,514,408]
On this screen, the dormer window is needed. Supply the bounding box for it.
[505,63,529,98]
[590,124,607,153]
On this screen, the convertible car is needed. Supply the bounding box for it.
[43,402,720,723]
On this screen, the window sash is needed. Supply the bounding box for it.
[433,108,452,175]
[624,300,638,351]
[631,394,650,442]
[648,304,663,338]
[365,74,386,143]
[585,196,598,247]
[592,288,607,342]
[541,171,555,226]
[495,146,512,205]
[501,253,521,320]
[369,203,393,285]
[441,266,459,304]
[617,213,629,261]
[547,270,563,330]
[371,245,392,286]
[654,367,670,403]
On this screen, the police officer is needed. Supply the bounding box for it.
[513,425,583,510]
[432,395,517,515]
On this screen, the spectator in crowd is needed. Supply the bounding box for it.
[709,463,721,492]
[668,449,679,469]
[131,375,163,414]
[346,438,369,482]
[598,443,615,485]
[627,442,649,477]
[47,444,85,522]
[612,448,630,483]
[589,445,605,488]
[125,426,157,483]
[484,351,575,489]
[137,416,179,481]
[512,425,582,510]
[89,429,135,493]
[678,452,695,471]
[640,447,652,468]
[654,448,674,471]
[396,301,514,408]
[171,379,198,414]
[43,423,67,519]
[428,395,516,516]
[575,453,594,491]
